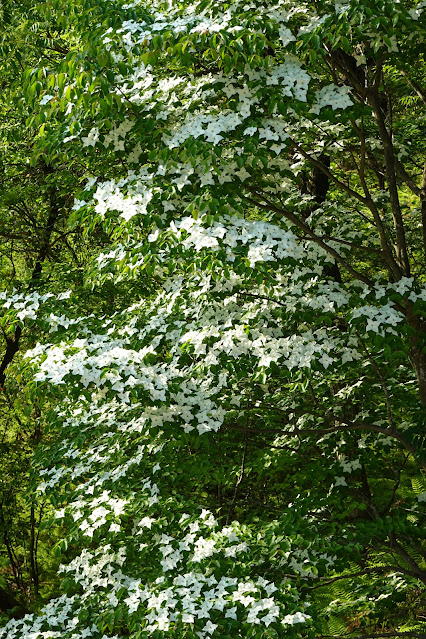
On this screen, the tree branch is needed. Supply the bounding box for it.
[305,565,413,590]
[242,187,375,287]
[287,137,401,279]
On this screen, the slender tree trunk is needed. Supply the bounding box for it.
[406,304,426,406]
[411,347,426,407]
[301,154,342,283]
[0,505,22,592]
[29,501,39,598]
[421,159,426,262]
[366,88,411,277]
[0,164,62,388]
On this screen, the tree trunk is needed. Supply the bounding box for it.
[411,346,426,407]
[29,501,39,598]
[406,305,426,406]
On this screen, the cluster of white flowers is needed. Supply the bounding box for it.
[178,322,340,370]
[0,290,73,323]
[49,497,310,637]
[173,214,301,260]
[0,290,54,320]
[102,119,135,151]
[92,179,153,222]
[310,85,353,113]
[409,2,426,20]
[0,594,90,639]
[160,58,310,150]
[350,303,404,334]
[339,457,362,473]
[374,276,426,304]
[265,57,311,101]
[19,391,314,636]
[163,110,244,148]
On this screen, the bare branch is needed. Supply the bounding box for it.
[399,68,426,105]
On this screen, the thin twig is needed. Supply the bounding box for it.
[305,565,406,590]
[356,333,395,429]
[226,428,248,525]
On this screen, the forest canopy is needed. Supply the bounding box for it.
[0,0,425,637]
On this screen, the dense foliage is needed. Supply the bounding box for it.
[0,0,426,637]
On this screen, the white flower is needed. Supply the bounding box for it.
[283,611,311,625]
[334,476,347,487]
[203,620,217,634]
[319,353,334,368]
[109,523,121,532]
[57,290,72,300]
[278,27,296,46]
[225,606,237,619]
[82,127,100,147]
[235,166,251,181]
[40,94,55,105]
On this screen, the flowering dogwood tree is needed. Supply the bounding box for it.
[1,0,426,637]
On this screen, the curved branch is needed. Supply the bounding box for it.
[242,188,374,287]
[305,564,417,590]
